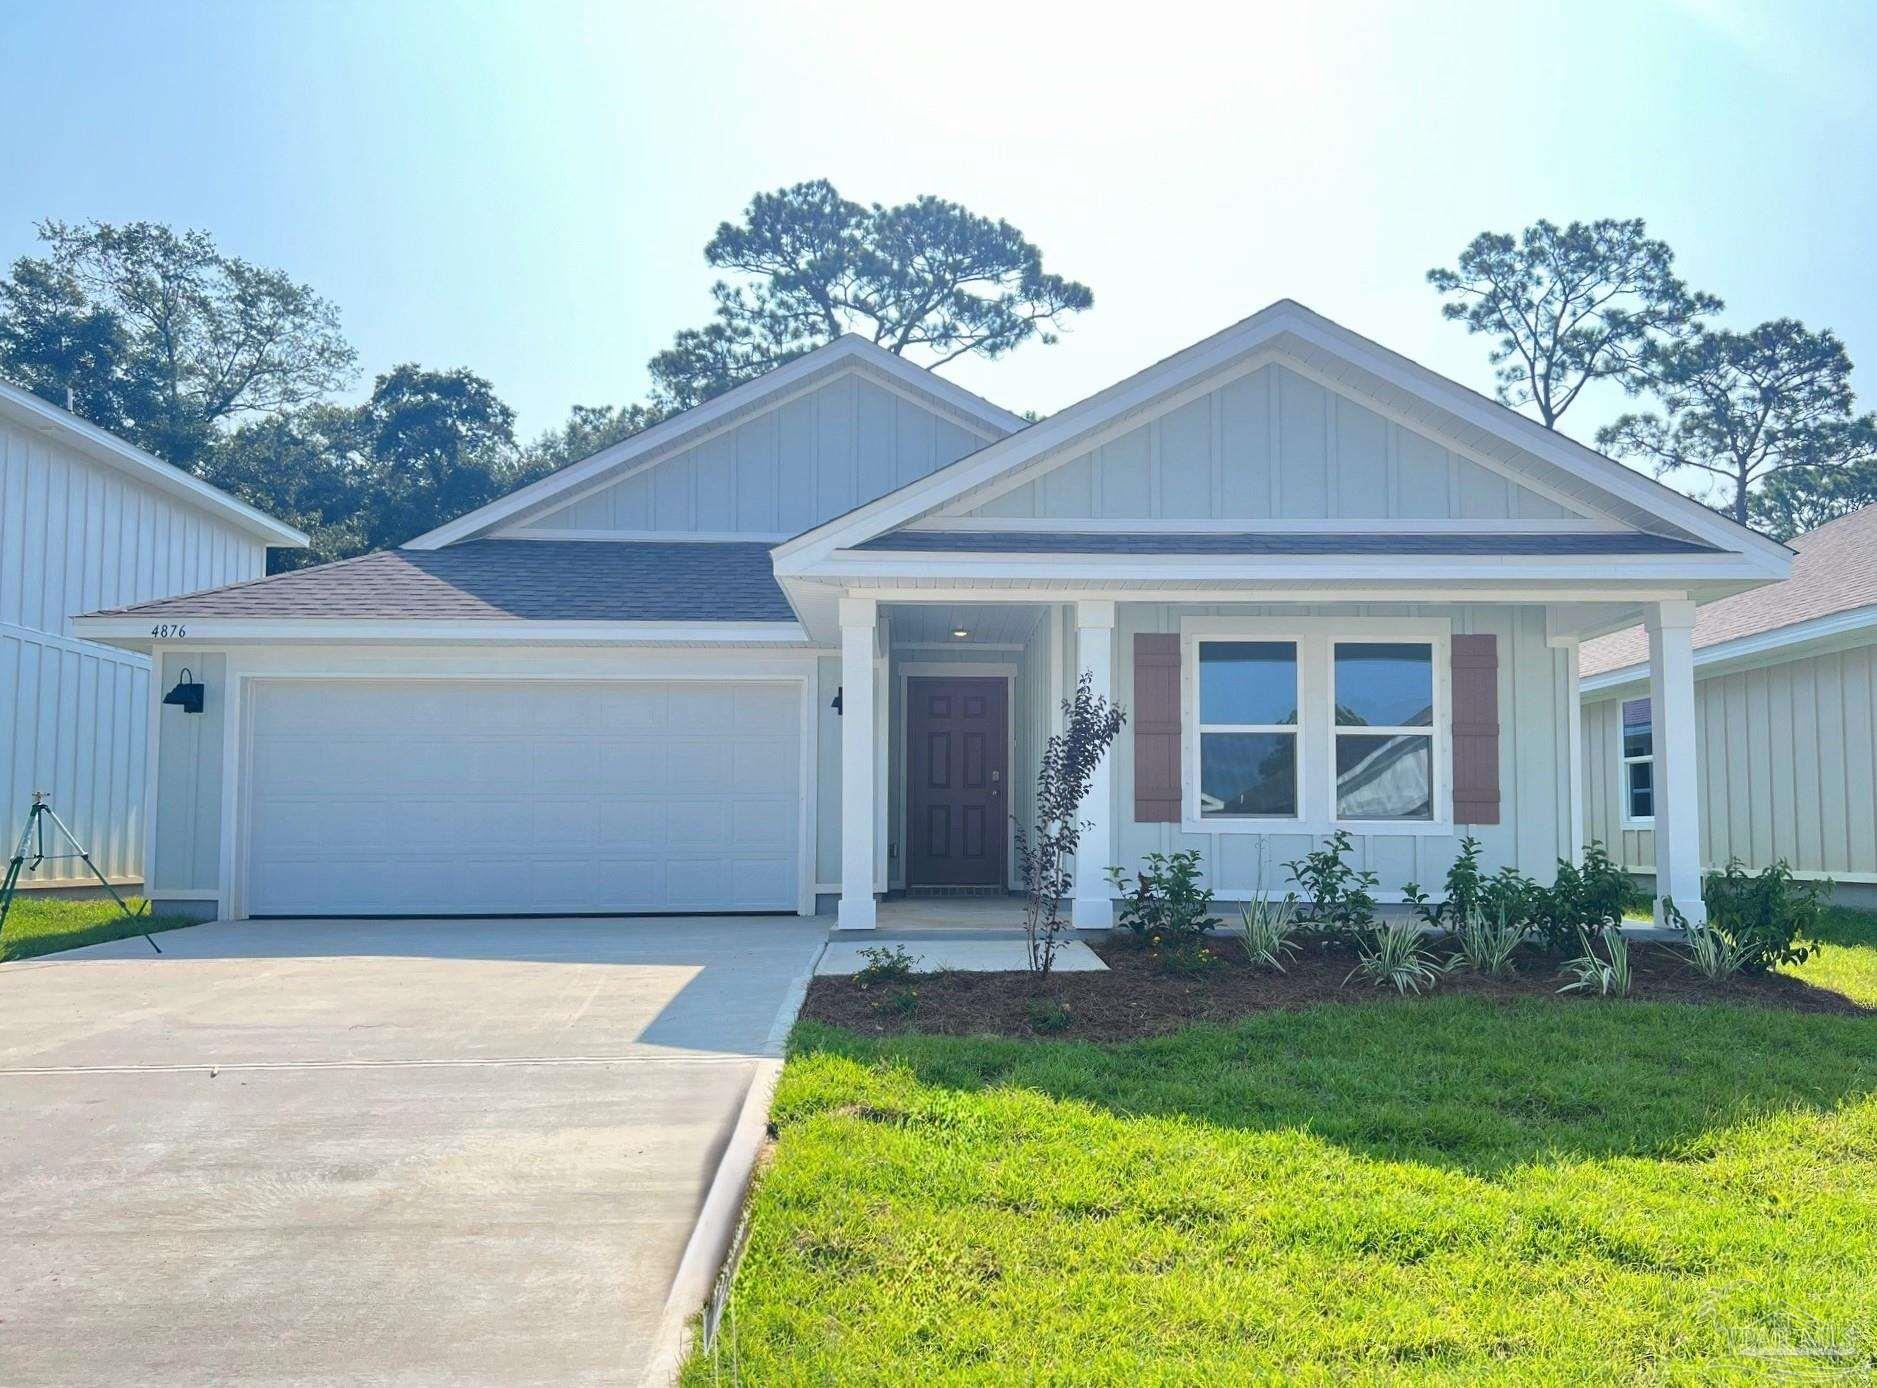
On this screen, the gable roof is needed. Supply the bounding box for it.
[83,539,794,623]
[1581,505,1877,681]
[773,300,1793,574]
[0,377,308,547]
[404,335,1024,551]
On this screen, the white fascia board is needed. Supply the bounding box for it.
[803,549,1772,586]
[1580,604,1877,696]
[405,337,1021,551]
[70,616,812,652]
[909,517,1631,534]
[0,379,308,547]
[774,300,1794,577]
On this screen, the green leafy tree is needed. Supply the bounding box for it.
[0,257,157,435]
[1753,459,1877,540]
[355,364,524,551]
[1428,218,1718,429]
[0,220,355,467]
[649,180,1092,410]
[1597,320,1877,526]
[198,406,372,570]
[521,401,667,474]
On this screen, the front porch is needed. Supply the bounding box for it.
[828,591,1716,932]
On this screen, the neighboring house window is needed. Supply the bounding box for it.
[1333,643,1435,821]
[1197,641,1300,817]
[1621,697,1654,823]
[1185,621,1448,831]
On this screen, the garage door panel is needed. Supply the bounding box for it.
[663,801,730,850]
[665,740,733,786]
[244,680,801,916]
[668,686,738,735]
[732,800,796,851]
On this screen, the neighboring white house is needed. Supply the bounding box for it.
[73,303,1790,928]
[0,380,305,888]
[1581,504,1877,907]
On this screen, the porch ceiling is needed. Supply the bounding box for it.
[885,601,1046,647]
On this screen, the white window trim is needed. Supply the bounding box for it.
[1178,616,1453,836]
[1619,695,1655,828]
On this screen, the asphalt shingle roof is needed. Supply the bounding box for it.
[85,540,796,623]
[1580,506,1877,677]
[854,530,1721,556]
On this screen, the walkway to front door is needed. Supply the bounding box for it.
[906,675,1009,887]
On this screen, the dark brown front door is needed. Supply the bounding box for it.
[907,676,1008,887]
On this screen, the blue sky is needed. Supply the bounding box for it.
[4,0,1874,490]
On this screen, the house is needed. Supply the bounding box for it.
[1580,504,1877,907]
[72,303,1790,927]
[0,380,305,890]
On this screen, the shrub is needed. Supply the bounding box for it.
[1346,920,1451,995]
[854,944,917,986]
[1286,830,1379,935]
[1025,996,1071,1033]
[1108,850,1221,954]
[1557,925,1632,997]
[1666,898,1751,982]
[1015,671,1126,983]
[1702,859,1822,972]
[872,986,919,1018]
[1455,903,1525,977]
[1238,889,1301,972]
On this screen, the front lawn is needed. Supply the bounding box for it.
[0,895,199,961]
[693,916,1877,1382]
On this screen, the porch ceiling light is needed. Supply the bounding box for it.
[950,627,970,638]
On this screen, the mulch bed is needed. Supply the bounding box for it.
[802,934,1868,1041]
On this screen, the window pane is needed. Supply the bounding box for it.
[1627,760,1653,819]
[1200,732,1297,817]
[1199,642,1297,726]
[1622,698,1653,759]
[1334,643,1433,727]
[1336,733,1433,819]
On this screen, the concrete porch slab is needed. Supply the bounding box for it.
[817,937,1109,975]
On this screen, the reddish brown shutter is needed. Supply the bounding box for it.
[1133,633,1182,823]
[1450,634,1500,825]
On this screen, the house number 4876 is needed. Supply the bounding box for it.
[150,624,188,639]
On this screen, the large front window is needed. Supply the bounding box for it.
[1186,621,1449,830]
[1333,643,1434,820]
[1197,641,1298,817]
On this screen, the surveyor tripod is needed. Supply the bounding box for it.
[0,792,160,954]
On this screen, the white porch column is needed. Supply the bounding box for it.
[1562,638,1585,866]
[1647,600,1706,925]
[1071,599,1117,929]
[838,596,878,930]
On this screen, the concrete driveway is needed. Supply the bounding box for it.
[0,916,826,1386]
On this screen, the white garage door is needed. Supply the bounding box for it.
[243,680,802,916]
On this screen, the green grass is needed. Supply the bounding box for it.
[0,894,199,961]
[694,915,1877,1384]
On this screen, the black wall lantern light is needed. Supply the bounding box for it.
[830,686,843,715]
[162,667,205,715]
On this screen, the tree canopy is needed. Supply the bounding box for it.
[648,180,1093,410]
[1596,319,1877,527]
[1428,218,1718,430]
[0,220,355,467]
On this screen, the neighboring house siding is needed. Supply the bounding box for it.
[0,417,265,885]
[948,364,1582,523]
[516,374,994,538]
[1584,643,1877,882]
[1111,601,1572,897]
